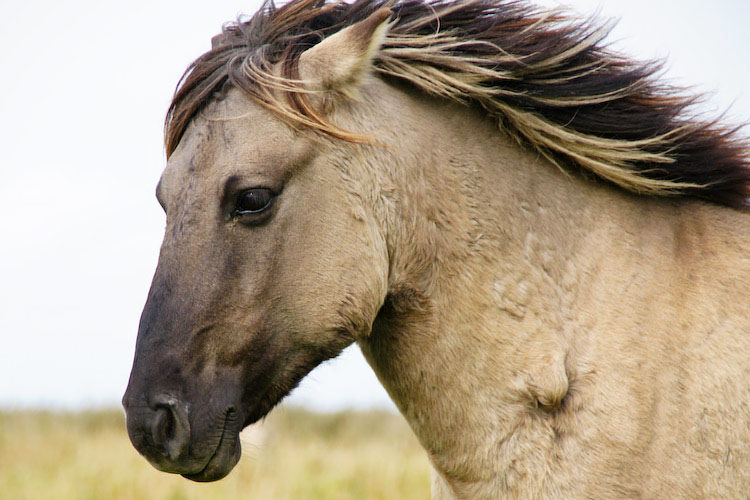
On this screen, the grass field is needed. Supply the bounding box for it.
[0,406,430,500]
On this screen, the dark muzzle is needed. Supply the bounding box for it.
[123,392,195,473]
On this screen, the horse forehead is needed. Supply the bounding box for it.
[210,88,298,147]
[168,91,299,178]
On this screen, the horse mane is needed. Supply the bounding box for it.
[166,0,750,208]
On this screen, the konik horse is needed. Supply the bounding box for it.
[123,1,750,497]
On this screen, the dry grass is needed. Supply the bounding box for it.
[0,406,430,500]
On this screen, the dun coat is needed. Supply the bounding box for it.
[123,1,750,498]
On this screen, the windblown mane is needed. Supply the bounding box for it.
[166,0,750,208]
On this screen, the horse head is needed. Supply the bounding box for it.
[122,9,393,481]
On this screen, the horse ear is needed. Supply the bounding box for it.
[298,8,392,96]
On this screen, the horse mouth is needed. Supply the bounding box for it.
[182,408,242,482]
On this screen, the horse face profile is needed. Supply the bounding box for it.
[122,85,389,481]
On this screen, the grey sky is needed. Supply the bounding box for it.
[1,0,747,410]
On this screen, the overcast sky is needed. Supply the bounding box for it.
[1,0,748,411]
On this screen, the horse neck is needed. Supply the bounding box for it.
[356,82,675,487]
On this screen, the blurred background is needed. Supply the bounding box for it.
[1,0,748,498]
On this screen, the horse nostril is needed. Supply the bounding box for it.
[151,395,191,461]
[151,407,171,450]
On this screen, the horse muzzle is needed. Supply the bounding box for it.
[122,391,243,482]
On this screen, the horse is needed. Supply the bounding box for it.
[122,0,750,498]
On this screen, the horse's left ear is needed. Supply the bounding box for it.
[298,8,392,96]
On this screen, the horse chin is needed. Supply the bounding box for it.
[181,414,243,482]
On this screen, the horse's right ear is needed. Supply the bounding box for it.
[298,8,392,97]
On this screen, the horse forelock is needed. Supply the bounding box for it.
[166,0,750,208]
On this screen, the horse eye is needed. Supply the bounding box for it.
[236,188,274,214]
